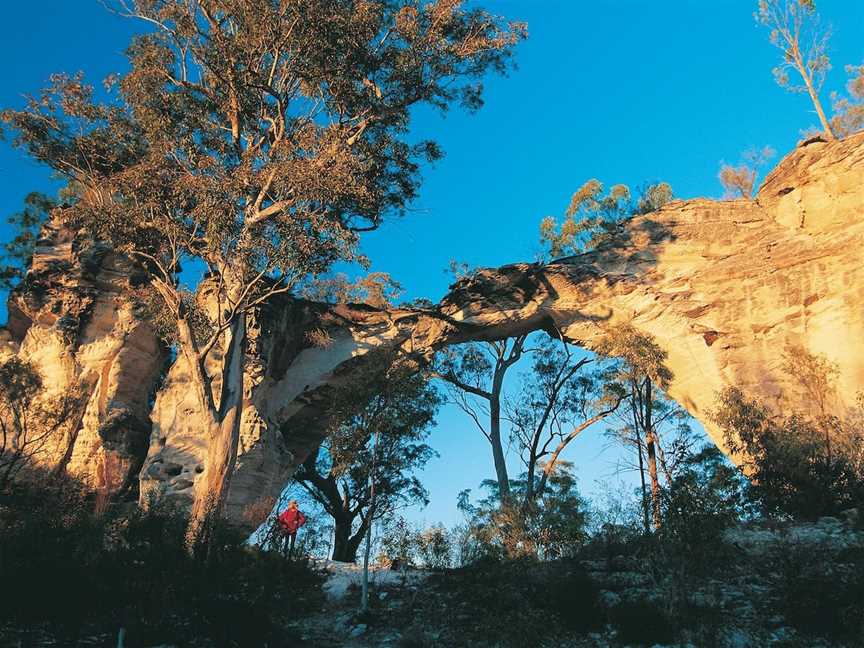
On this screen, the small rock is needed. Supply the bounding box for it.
[350,624,367,637]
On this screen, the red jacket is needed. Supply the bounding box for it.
[278,508,307,533]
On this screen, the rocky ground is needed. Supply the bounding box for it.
[288,516,863,648]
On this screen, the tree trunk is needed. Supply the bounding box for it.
[331,516,368,563]
[632,394,650,534]
[489,392,511,504]
[331,518,353,562]
[186,315,247,553]
[489,355,513,504]
[643,378,662,530]
[360,515,373,612]
[794,52,836,141]
[361,429,379,613]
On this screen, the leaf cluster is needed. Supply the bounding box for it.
[540,180,672,257]
[2,0,526,334]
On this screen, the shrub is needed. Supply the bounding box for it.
[779,545,864,641]
[714,387,864,519]
[410,559,601,647]
[544,568,603,632]
[415,524,453,569]
[659,446,745,572]
[379,515,417,567]
[0,473,325,646]
[610,600,675,645]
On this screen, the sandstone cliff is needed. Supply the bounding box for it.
[6,133,862,529]
[2,217,165,496]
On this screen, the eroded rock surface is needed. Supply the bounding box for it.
[142,133,864,529]
[2,216,165,496]
[6,134,862,528]
[430,133,864,457]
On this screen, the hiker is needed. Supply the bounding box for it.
[278,500,307,557]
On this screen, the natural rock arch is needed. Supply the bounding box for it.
[5,133,863,531]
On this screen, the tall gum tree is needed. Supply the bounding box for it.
[1,0,525,550]
[756,0,836,140]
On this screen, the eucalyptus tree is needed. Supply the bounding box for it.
[596,326,678,532]
[831,63,864,138]
[433,336,528,504]
[505,335,623,508]
[539,180,673,258]
[294,359,439,563]
[718,146,775,199]
[1,0,525,549]
[756,0,836,140]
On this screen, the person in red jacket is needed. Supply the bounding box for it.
[277,500,307,558]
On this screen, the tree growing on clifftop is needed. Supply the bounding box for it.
[831,62,864,138]
[756,0,836,140]
[1,0,525,552]
[539,180,672,258]
[718,146,775,199]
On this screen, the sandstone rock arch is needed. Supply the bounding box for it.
[5,133,863,531]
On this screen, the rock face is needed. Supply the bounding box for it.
[2,217,165,497]
[140,297,425,525]
[6,134,863,528]
[430,133,864,457]
[149,134,863,529]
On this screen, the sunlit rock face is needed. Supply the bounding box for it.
[140,133,864,529]
[139,297,422,527]
[433,133,864,457]
[2,217,165,497]
[6,133,862,530]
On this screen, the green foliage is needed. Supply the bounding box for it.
[414,524,453,569]
[777,544,864,642]
[594,324,672,389]
[1,1,525,335]
[718,146,775,198]
[411,560,602,647]
[831,62,864,137]
[294,356,440,561]
[0,192,55,290]
[379,515,417,566]
[539,180,673,257]
[714,386,864,519]
[458,463,590,561]
[0,475,325,645]
[300,271,404,307]
[659,445,746,569]
[756,0,836,137]
[0,358,86,489]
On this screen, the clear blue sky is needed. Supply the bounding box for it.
[1,1,862,527]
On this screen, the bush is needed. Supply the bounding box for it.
[0,474,325,646]
[407,559,602,647]
[456,469,590,563]
[415,524,453,569]
[379,515,417,567]
[779,545,864,641]
[715,387,864,519]
[659,446,745,572]
[544,568,603,632]
[610,600,675,645]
